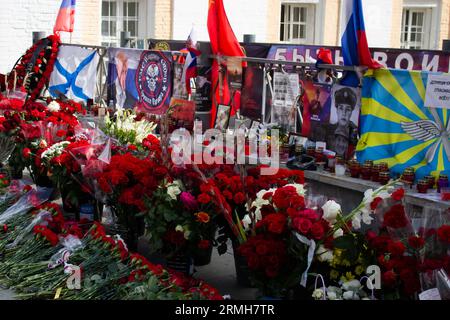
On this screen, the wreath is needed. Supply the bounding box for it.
[10,34,60,101]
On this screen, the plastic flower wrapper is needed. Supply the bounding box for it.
[406,205,450,292]
[0,186,53,225]
[5,209,54,249]
[0,179,32,214]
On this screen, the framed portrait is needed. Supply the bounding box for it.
[215,104,231,131]
[288,132,307,146]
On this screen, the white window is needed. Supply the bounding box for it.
[280,3,316,44]
[102,1,142,47]
[401,8,431,49]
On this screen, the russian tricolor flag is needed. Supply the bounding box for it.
[182,27,201,95]
[54,0,76,35]
[341,0,381,86]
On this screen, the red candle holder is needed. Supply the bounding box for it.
[425,175,436,189]
[379,171,391,185]
[372,164,381,182]
[361,164,372,180]
[349,161,361,178]
[417,180,429,194]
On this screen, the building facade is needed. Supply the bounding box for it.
[0,0,449,73]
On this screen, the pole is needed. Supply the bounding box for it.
[261,66,267,124]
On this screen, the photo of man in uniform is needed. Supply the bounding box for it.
[325,87,360,157]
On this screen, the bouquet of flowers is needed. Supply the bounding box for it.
[103,108,157,148]
[237,183,334,298]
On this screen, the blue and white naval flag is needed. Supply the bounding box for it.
[49,45,99,102]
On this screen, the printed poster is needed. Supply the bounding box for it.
[240,65,264,120]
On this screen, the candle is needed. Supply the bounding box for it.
[372,164,381,182]
[348,160,361,178]
[417,180,429,194]
[379,171,391,185]
[425,175,436,189]
[438,174,449,193]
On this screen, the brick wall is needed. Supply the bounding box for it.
[153,0,172,39]
[0,0,101,73]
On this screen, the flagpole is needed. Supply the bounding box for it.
[70,32,72,44]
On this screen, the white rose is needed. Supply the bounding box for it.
[333,228,344,239]
[342,280,361,291]
[47,101,61,112]
[312,289,325,300]
[327,291,338,300]
[316,245,334,262]
[343,291,360,300]
[322,200,341,224]
[167,183,182,200]
[184,229,191,239]
[175,225,184,232]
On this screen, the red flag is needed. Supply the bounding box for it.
[207,0,246,127]
[53,0,76,35]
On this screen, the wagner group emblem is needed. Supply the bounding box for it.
[136,51,172,114]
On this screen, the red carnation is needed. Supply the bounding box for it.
[382,270,397,287]
[264,214,286,234]
[391,188,405,201]
[437,225,450,243]
[310,222,325,240]
[383,204,409,229]
[293,217,312,235]
[197,193,212,204]
[388,241,406,257]
[256,243,269,255]
[408,236,425,249]
[22,148,31,159]
[370,197,383,211]
[233,192,246,205]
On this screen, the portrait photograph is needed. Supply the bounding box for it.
[215,104,231,131]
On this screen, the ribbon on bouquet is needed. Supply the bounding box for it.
[293,232,316,287]
[48,235,83,269]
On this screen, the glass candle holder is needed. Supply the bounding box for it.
[328,156,336,173]
[417,180,429,194]
[361,163,372,180]
[364,160,374,167]
[372,164,381,182]
[425,175,436,189]
[438,174,449,193]
[379,162,389,172]
[379,171,391,185]
[348,160,361,178]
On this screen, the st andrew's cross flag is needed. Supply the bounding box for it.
[49,45,99,102]
[357,68,450,180]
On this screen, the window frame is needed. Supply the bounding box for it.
[280,3,316,44]
[101,0,144,47]
[400,7,431,49]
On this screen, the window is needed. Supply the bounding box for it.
[102,1,140,47]
[401,8,431,49]
[280,3,315,44]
